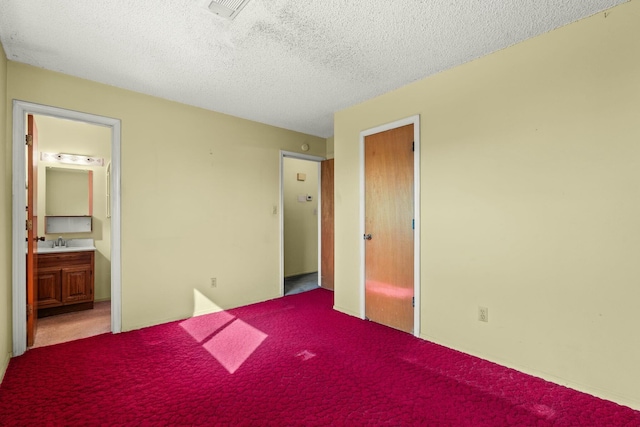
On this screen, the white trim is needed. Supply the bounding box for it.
[279,150,325,296]
[11,101,122,357]
[281,151,325,162]
[359,140,366,319]
[359,115,421,337]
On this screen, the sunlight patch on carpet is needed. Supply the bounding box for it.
[295,350,316,361]
[203,319,268,374]
[527,404,557,420]
[179,311,235,343]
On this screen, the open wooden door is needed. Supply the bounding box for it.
[320,159,334,290]
[26,114,40,347]
[364,124,414,333]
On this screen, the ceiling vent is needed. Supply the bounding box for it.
[207,0,252,20]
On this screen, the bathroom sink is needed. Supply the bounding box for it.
[32,238,96,254]
[37,246,96,254]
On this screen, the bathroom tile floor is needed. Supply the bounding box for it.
[32,300,111,348]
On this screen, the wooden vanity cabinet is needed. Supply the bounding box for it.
[37,251,94,317]
[37,267,63,308]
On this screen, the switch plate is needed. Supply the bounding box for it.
[211,277,217,288]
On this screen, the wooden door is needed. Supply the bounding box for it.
[321,159,334,290]
[26,114,40,347]
[364,124,414,333]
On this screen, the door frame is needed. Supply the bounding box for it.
[11,100,122,357]
[359,115,421,337]
[279,150,326,296]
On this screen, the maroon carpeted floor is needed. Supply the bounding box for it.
[1,289,638,426]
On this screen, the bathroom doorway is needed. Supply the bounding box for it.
[31,115,112,347]
[12,101,122,357]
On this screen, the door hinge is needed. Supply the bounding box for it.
[412,219,414,230]
[26,219,33,231]
[412,297,415,308]
[26,304,33,317]
[25,135,33,146]
[412,141,414,152]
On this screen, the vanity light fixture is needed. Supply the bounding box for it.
[40,152,104,167]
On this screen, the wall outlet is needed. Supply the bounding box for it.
[210,277,217,288]
[478,306,488,322]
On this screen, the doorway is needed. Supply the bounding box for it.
[31,115,112,347]
[12,101,122,357]
[359,115,421,336]
[279,151,325,296]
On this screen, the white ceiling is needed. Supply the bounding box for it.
[0,0,626,137]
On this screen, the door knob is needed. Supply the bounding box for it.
[363,234,372,240]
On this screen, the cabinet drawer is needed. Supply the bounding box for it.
[37,251,94,269]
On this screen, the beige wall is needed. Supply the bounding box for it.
[35,115,112,300]
[334,1,640,409]
[0,39,10,378]
[3,62,325,342]
[283,158,318,277]
[325,136,334,160]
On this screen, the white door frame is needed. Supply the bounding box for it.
[359,115,421,337]
[11,100,122,357]
[279,150,326,296]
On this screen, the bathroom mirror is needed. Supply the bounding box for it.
[45,167,92,216]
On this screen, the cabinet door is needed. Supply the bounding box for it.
[37,267,62,308]
[62,266,93,304]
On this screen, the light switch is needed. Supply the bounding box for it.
[297,173,306,181]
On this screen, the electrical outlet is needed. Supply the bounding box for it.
[210,277,217,288]
[478,306,488,322]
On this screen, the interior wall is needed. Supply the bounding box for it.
[0,39,10,379]
[35,115,112,301]
[334,0,640,409]
[325,136,334,160]
[5,62,325,333]
[283,158,319,277]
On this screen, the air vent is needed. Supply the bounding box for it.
[208,0,252,20]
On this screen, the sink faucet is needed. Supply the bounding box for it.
[57,236,65,247]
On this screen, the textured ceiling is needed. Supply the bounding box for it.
[0,0,627,137]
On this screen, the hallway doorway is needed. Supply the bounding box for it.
[279,151,325,296]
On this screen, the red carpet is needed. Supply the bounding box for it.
[1,289,638,426]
